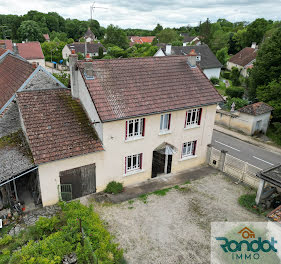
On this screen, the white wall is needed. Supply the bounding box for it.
[154,48,165,57]
[28,59,45,68]
[203,68,221,79]
[39,104,217,206]
[251,112,271,135]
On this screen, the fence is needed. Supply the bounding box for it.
[208,145,261,188]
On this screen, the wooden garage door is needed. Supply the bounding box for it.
[59,163,96,199]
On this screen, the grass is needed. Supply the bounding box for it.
[238,193,265,215]
[215,80,227,96]
[267,125,281,147]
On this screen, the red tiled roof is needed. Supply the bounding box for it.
[17,89,103,164]
[130,36,155,44]
[0,47,7,56]
[0,40,13,51]
[238,102,273,116]
[17,42,45,60]
[229,47,257,67]
[0,54,34,111]
[77,56,223,122]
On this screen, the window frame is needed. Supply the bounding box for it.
[160,113,171,132]
[125,153,143,174]
[185,108,202,129]
[181,140,197,158]
[125,118,145,140]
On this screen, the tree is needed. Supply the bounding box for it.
[104,25,129,49]
[230,67,241,86]
[17,20,44,42]
[98,46,104,59]
[156,28,180,43]
[216,47,228,65]
[199,18,212,46]
[232,28,248,50]
[153,24,163,35]
[245,18,271,45]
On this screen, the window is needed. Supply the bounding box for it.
[181,141,197,158]
[125,153,143,174]
[125,118,145,139]
[196,55,201,62]
[160,113,171,132]
[185,108,202,128]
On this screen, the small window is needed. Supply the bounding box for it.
[125,153,142,173]
[185,108,202,128]
[160,113,171,131]
[181,141,197,158]
[126,118,145,139]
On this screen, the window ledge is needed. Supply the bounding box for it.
[124,169,145,177]
[184,125,200,130]
[159,130,171,136]
[125,136,144,142]
[179,155,197,161]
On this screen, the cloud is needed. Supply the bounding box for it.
[0,0,280,29]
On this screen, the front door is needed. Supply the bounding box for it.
[152,151,172,178]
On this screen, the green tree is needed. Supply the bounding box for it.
[156,28,180,43]
[216,47,228,65]
[246,18,271,45]
[199,18,212,46]
[230,67,241,86]
[104,24,129,49]
[17,20,43,42]
[153,23,163,35]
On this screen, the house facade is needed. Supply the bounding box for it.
[17,54,222,207]
[154,44,222,79]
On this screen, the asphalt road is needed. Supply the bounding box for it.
[212,130,281,170]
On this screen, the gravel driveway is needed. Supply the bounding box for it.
[90,173,263,264]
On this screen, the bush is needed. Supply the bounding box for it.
[104,181,124,194]
[210,77,220,85]
[225,86,244,98]
[230,67,241,86]
[34,216,61,238]
[222,71,231,79]
[225,97,248,111]
[0,235,13,247]
[238,194,264,214]
[267,122,281,146]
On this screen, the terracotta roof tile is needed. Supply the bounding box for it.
[17,42,45,60]
[229,47,257,67]
[77,56,223,122]
[0,54,34,110]
[17,89,103,164]
[0,47,7,56]
[238,102,273,116]
[0,40,13,51]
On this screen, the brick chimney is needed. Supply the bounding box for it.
[12,43,18,54]
[84,54,94,80]
[0,41,6,49]
[69,49,79,98]
[187,49,197,68]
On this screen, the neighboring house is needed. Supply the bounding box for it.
[43,34,50,42]
[16,42,45,67]
[0,51,66,210]
[154,44,222,79]
[62,43,106,65]
[16,52,222,206]
[215,102,273,135]
[83,27,97,42]
[227,43,258,77]
[129,36,155,46]
[180,33,201,46]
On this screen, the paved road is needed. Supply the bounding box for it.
[212,130,281,170]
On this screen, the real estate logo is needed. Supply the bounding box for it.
[211,222,281,264]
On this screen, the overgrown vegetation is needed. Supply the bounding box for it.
[267,123,281,146]
[53,72,70,87]
[0,201,124,263]
[104,181,124,194]
[238,194,264,215]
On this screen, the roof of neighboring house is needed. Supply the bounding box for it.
[84,27,96,39]
[229,47,257,67]
[0,130,34,183]
[0,39,13,51]
[17,42,45,60]
[17,89,103,164]
[238,102,273,116]
[0,47,7,56]
[77,56,223,122]
[67,42,105,54]
[157,44,222,69]
[43,34,50,41]
[180,33,197,43]
[130,36,155,45]
[257,164,281,188]
[0,53,34,111]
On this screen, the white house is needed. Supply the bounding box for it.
[180,33,201,46]
[154,44,222,79]
[16,53,223,206]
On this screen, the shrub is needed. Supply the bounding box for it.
[104,181,124,194]
[225,86,244,98]
[0,235,13,247]
[222,71,231,79]
[225,97,248,111]
[210,77,220,85]
[230,67,241,86]
[238,194,264,214]
[34,216,61,238]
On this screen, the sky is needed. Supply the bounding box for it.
[1,0,281,29]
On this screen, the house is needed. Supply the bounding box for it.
[16,51,222,206]
[83,27,97,42]
[43,34,50,42]
[227,43,258,77]
[154,44,222,79]
[129,36,155,46]
[62,42,106,64]
[0,50,66,210]
[215,102,273,136]
[180,33,201,46]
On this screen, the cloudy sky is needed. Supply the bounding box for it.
[1,0,281,29]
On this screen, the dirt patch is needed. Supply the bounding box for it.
[86,173,263,264]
